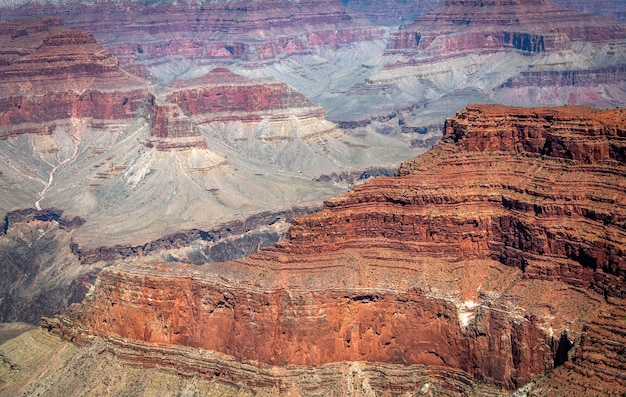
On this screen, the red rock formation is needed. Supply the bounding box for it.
[530,304,626,396]
[65,262,554,391]
[0,19,148,137]
[165,67,324,123]
[51,104,626,394]
[294,105,626,292]
[143,95,207,150]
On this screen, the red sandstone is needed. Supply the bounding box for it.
[48,104,626,394]
[0,19,148,137]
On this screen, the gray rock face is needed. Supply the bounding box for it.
[0,209,96,324]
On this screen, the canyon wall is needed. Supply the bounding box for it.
[48,105,626,394]
[0,18,148,137]
[501,65,626,88]
[165,67,324,124]
[385,0,625,59]
[0,0,386,63]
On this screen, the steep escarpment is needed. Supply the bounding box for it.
[0,0,385,65]
[292,105,625,293]
[0,18,148,137]
[45,105,626,395]
[166,67,322,124]
[57,263,553,392]
[386,0,626,57]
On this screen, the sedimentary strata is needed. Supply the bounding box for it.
[44,105,626,395]
[0,18,148,137]
[0,0,385,64]
[386,0,626,58]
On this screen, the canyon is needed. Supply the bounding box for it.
[0,0,625,395]
[0,16,420,323]
[13,104,620,396]
[3,0,625,129]
[0,16,419,247]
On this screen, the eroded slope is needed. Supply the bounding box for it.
[37,105,626,395]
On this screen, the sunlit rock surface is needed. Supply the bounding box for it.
[36,105,626,396]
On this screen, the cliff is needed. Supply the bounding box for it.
[141,66,335,150]
[165,67,324,124]
[47,105,626,395]
[0,18,148,137]
[0,0,385,63]
[386,0,626,58]
[143,96,208,151]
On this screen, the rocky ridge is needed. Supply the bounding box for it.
[166,67,323,124]
[41,104,626,395]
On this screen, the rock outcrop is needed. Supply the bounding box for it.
[386,0,625,60]
[47,105,626,395]
[143,97,208,151]
[166,67,323,124]
[0,18,148,137]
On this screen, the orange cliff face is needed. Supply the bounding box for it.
[49,104,626,394]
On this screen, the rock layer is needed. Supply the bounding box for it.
[0,18,148,137]
[0,0,385,64]
[49,105,626,394]
[166,67,323,124]
[386,0,626,61]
